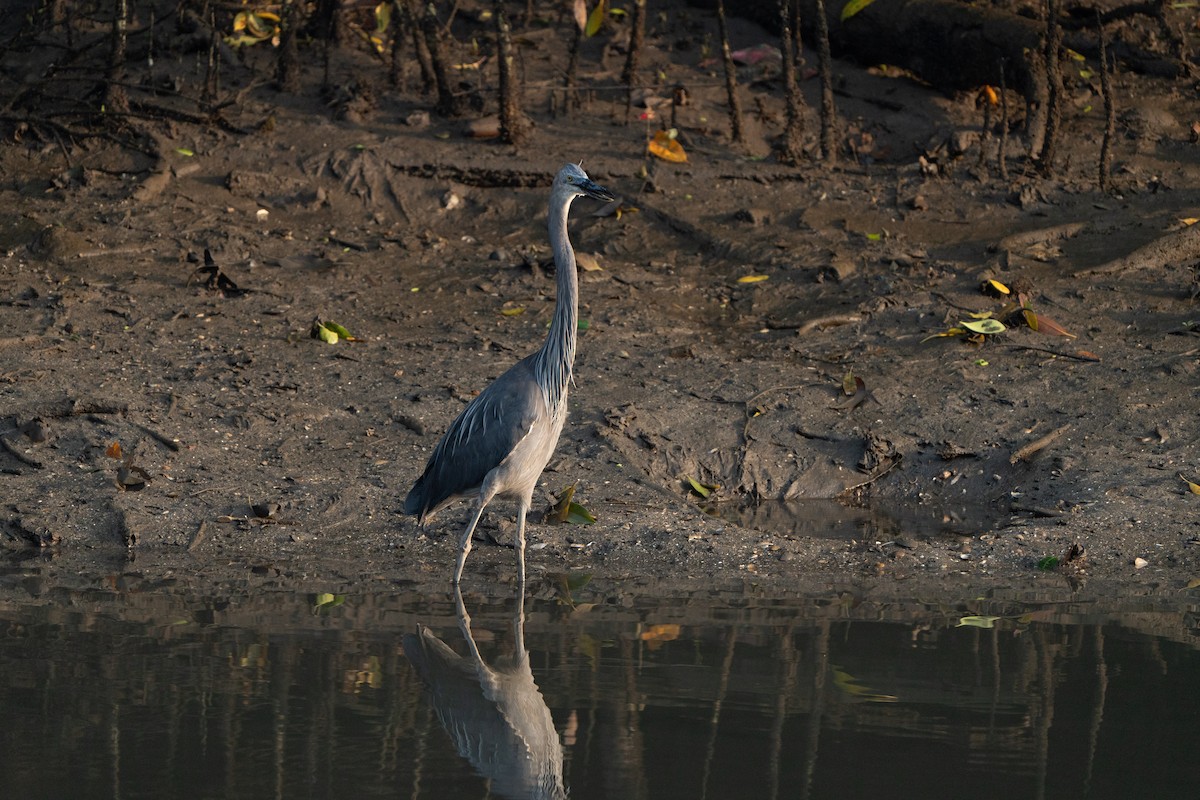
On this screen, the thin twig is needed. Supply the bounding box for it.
[1011,424,1070,464]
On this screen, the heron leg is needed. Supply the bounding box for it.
[515,497,529,589]
[452,499,488,585]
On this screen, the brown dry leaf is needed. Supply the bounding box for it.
[1033,312,1076,338]
[105,441,123,459]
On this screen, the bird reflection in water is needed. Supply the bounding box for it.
[403,587,566,800]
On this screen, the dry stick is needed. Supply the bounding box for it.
[1010,424,1070,465]
[1098,14,1116,193]
[422,2,460,116]
[621,0,646,123]
[494,0,530,144]
[997,58,1010,180]
[1039,0,1064,176]
[976,93,993,175]
[403,0,435,93]
[715,0,746,146]
[105,0,130,112]
[562,23,583,116]
[276,0,302,92]
[187,520,208,552]
[777,0,804,164]
[813,0,837,164]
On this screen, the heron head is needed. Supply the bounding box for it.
[555,162,616,204]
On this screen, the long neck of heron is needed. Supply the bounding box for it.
[537,193,578,411]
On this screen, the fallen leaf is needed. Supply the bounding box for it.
[737,274,769,283]
[685,475,716,498]
[640,624,681,643]
[500,307,525,316]
[1180,474,1200,495]
[840,0,878,21]
[648,129,688,163]
[105,441,123,459]
[957,615,1001,628]
[585,0,607,37]
[960,318,1006,335]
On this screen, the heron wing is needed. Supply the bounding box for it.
[406,357,545,518]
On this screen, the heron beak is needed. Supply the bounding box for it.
[579,178,616,204]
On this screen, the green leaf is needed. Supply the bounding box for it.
[957,615,1001,628]
[566,502,596,524]
[960,318,1006,335]
[1037,556,1060,571]
[585,0,607,36]
[175,147,194,157]
[314,323,339,344]
[841,0,878,21]
[685,476,715,498]
[324,321,354,340]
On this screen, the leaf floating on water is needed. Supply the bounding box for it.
[312,593,346,614]
[832,665,898,702]
[737,274,769,284]
[1037,556,1060,571]
[957,615,1002,629]
[640,623,681,645]
[648,129,688,163]
[960,318,1006,335]
[840,0,878,21]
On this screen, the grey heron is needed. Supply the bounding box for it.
[405,163,616,585]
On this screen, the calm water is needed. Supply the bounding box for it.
[2,564,1199,800]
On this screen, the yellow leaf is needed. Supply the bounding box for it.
[1181,474,1200,495]
[957,615,1002,628]
[737,274,769,283]
[1179,218,1199,227]
[585,0,607,37]
[640,624,681,643]
[921,327,966,343]
[500,307,525,316]
[840,0,878,21]
[648,129,688,163]
[960,318,1006,335]
[985,278,1010,295]
[982,85,999,106]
